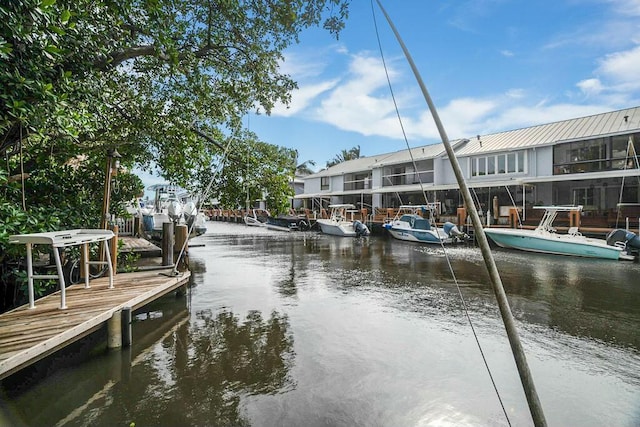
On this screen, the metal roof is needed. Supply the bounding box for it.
[303,153,395,179]
[303,140,467,178]
[373,142,448,166]
[302,106,640,178]
[454,106,640,156]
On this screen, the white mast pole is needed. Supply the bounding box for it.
[375,2,547,425]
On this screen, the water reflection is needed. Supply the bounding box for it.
[1,294,294,427]
[65,309,294,427]
[2,222,639,426]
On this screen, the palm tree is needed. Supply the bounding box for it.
[295,160,316,176]
[326,145,361,168]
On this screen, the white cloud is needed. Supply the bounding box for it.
[278,47,629,146]
[577,78,605,97]
[311,53,411,138]
[477,103,610,134]
[272,79,339,117]
[597,45,640,88]
[505,89,526,99]
[606,0,640,16]
[500,50,514,57]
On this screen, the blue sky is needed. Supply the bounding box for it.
[140,0,640,191]
[248,0,640,170]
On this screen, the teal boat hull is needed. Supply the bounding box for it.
[484,229,622,260]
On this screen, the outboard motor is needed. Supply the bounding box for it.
[607,229,640,251]
[183,201,198,227]
[442,221,466,241]
[167,198,183,222]
[353,220,370,237]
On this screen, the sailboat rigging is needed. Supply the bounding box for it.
[373,1,547,425]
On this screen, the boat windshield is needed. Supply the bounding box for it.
[413,218,431,230]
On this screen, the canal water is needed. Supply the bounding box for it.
[1,221,639,426]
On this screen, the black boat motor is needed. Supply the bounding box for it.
[606,229,640,250]
[354,220,370,237]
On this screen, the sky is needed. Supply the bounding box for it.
[248,0,640,170]
[140,0,640,191]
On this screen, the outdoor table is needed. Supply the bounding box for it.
[9,229,115,309]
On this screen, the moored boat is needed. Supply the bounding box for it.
[316,204,370,237]
[484,205,639,260]
[244,209,270,227]
[383,205,466,244]
[265,214,311,232]
[141,184,207,240]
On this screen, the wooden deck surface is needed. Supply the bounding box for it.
[119,235,162,256]
[0,269,190,380]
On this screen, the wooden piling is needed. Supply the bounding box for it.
[457,207,467,227]
[569,209,581,228]
[509,208,519,228]
[175,224,188,254]
[162,222,175,266]
[107,309,122,349]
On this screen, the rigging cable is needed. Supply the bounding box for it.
[369,2,511,425]
[504,185,523,228]
[171,130,235,275]
[373,2,547,425]
[616,135,640,228]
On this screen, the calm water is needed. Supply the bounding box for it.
[2,221,640,426]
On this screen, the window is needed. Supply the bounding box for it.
[477,157,486,176]
[471,151,526,177]
[507,153,516,173]
[321,176,329,190]
[572,187,598,208]
[487,156,495,175]
[517,151,524,173]
[382,161,435,186]
[552,136,624,175]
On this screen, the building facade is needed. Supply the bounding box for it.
[297,106,640,227]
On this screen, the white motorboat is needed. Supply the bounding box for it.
[383,205,466,244]
[142,184,207,240]
[244,209,270,227]
[316,204,370,237]
[484,205,639,260]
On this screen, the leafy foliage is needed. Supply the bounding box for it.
[207,129,297,215]
[0,0,351,311]
[1,0,350,188]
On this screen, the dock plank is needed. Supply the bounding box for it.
[0,269,190,380]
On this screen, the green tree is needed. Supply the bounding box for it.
[326,145,361,167]
[1,0,351,189]
[0,0,351,310]
[295,156,317,176]
[204,129,296,215]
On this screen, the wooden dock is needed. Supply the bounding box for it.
[0,269,190,380]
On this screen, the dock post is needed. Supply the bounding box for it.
[456,207,467,228]
[509,208,519,228]
[108,309,122,349]
[569,209,580,228]
[122,307,132,347]
[175,224,188,254]
[162,222,175,266]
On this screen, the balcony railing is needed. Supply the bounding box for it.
[382,171,434,187]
